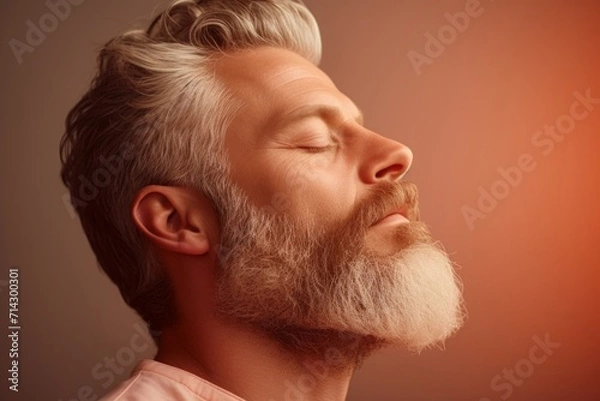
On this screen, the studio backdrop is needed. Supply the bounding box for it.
[1,1,599,400]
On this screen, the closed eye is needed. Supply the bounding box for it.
[298,144,336,153]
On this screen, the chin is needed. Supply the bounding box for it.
[308,240,467,355]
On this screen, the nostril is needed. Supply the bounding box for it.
[375,163,405,180]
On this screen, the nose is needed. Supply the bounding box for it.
[358,131,413,184]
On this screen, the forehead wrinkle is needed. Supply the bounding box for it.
[262,73,363,134]
[267,64,334,90]
[269,103,363,135]
[215,47,363,143]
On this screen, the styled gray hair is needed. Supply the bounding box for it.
[59,0,321,334]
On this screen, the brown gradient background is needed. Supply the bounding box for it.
[1,1,599,400]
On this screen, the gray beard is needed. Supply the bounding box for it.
[210,180,466,368]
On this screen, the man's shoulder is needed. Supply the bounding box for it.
[98,361,193,401]
[98,368,146,401]
[98,359,244,401]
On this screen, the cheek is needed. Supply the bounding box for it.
[239,151,356,224]
[280,158,356,225]
[303,183,350,225]
[227,154,300,213]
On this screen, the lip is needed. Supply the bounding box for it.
[372,207,410,226]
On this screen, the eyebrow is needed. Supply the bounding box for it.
[273,104,364,131]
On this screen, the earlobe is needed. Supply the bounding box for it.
[131,186,211,256]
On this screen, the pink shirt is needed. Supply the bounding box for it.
[100,359,247,401]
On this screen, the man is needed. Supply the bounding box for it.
[59,0,466,400]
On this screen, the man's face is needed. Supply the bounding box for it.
[218,47,414,237]
[208,47,464,363]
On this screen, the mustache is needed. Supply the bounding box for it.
[315,180,421,246]
[349,180,420,229]
[216,178,421,249]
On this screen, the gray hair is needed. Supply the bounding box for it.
[59,0,321,334]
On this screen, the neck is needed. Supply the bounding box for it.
[155,316,359,401]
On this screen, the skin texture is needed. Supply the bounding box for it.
[129,47,464,401]
[219,47,413,227]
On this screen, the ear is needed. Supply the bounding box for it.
[131,186,213,256]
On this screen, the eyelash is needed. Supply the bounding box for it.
[300,144,335,153]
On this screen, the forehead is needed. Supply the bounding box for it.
[214,47,360,138]
[215,46,335,100]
